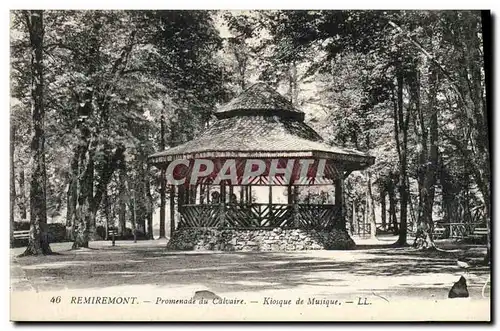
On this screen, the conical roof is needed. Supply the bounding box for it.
[215,82,304,120]
[149,83,375,175]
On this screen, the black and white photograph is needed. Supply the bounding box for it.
[8,7,492,322]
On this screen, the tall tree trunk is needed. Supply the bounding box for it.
[70,86,95,249]
[131,164,147,237]
[159,106,166,238]
[71,20,102,249]
[66,153,78,240]
[103,187,111,241]
[169,186,176,238]
[367,173,377,238]
[398,141,409,245]
[118,166,127,237]
[394,71,409,246]
[10,125,16,247]
[88,158,95,234]
[363,192,368,236]
[70,23,133,248]
[408,193,417,234]
[159,168,166,238]
[22,10,52,256]
[334,178,346,231]
[414,67,439,249]
[72,149,94,249]
[480,11,491,264]
[420,91,439,249]
[130,187,137,243]
[72,142,125,248]
[388,182,398,234]
[18,169,27,220]
[145,175,154,239]
[413,65,431,248]
[380,187,387,231]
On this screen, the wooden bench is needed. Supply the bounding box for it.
[13,230,30,240]
[434,227,446,239]
[106,227,119,246]
[472,227,488,238]
[107,227,118,240]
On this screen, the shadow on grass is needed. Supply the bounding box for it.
[355,244,398,250]
[11,241,491,297]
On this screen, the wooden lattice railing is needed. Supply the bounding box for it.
[178,203,341,230]
[179,204,222,228]
[440,222,485,239]
[296,204,338,230]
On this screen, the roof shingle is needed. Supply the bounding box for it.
[149,83,375,171]
[216,82,304,120]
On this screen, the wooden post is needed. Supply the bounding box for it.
[220,182,226,227]
[200,185,204,204]
[293,185,299,227]
[159,167,166,238]
[287,185,293,204]
[293,186,299,201]
[287,185,293,227]
[190,185,194,204]
[239,186,244,205]
[206,184,210,204]
[221,183,226,203]
[229,185,234,203]
[268,184,273,225]
[177,186,183,213]
[246,185,252,204]
[335,177,345,231]
[170,185,175,237]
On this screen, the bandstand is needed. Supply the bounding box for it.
[148,83,375,251]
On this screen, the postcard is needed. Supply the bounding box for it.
[10,9,491,322]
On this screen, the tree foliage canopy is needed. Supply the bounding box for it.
[11,10,489,252]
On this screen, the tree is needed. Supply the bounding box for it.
[10,10,488,256]
[248,10,488,251]
[23,10,229,248]
[10,125,16,247]
[412,64,440,249]
[21,10,52,255]
[158,105,166,239]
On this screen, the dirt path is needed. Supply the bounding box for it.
[10,239,491,321]
[10,239,490,301]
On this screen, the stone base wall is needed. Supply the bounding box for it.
[166,228,356,251]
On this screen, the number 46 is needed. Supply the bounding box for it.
[50,296,61,304]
